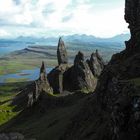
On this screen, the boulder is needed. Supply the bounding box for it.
[57,37,68,65]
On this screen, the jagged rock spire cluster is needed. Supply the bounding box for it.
[67,51,97,91]
[13,37,105,107]
[87,50,105,77]
[48,37,104,93]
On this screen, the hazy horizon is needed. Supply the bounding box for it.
[0,0,129,38]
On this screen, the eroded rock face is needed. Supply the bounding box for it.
[13,62,53,108]
[88,50,104,77]
[48,51,97,93]
[64,51,97,92]
[94,0,140,140]
[48,37,98,93]
[57,37,68,65]
[110,84,140,140]
[48,64,70,94]
[48,38,70,94]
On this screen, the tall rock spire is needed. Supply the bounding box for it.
[57,37,68,65]
[39,61,47,81]
[13,61,53,108]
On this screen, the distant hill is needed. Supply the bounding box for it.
[63,33,130,43]
[0,33,130,45]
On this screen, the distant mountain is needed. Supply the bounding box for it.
[63,33,130,43]
[107,33,130,42]
[0,33,130,45]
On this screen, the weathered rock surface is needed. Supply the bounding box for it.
[87,50,104,77]
[125,0,140,53]
[64,51,97,92]
[13,62,53,108]
[48,37,97,93]
[94,0,140,139]
[48,51,97,93]
[57,37,68,65]
[48,64,70,93]
[60,1,140,140]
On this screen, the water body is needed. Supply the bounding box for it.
[0,68,53,83]
[0,41,35,56]
[0,40,57,57]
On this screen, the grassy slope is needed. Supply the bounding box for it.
[0,89,87,140]
[0,58,57,75]
[0,77,139,140]
[0,82,87,140]
[0,83,25,126]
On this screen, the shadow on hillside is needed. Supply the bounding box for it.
[0,91,91,140]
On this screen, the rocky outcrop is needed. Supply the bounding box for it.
[48,37,69,94]
[87,50,104,77]
[57,37,68,65]
[64,51,97,92]
[110,84,140,140]
[37,61,53,94]
[13,62,53,108]
[125,0,140,53]
[48,64,70,93]
[48,50,97,93]
[48,37,97,93]
[60,1,140,139]
[60,1,140,140]
[93,0,140,139]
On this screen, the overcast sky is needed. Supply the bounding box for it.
[0,0,129,38]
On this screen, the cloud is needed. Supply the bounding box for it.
[42,3,56,16]
[62,14,73,22]
[13,0,21,5]
[0,29,11,37]
[0,0,129,38]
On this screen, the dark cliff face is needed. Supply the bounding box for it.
[62,1,140,140]
[94,0,140,139]
[66,51,97,92]
[87,50,105,77]
[96,0,140,102]
[125,0,140,52]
